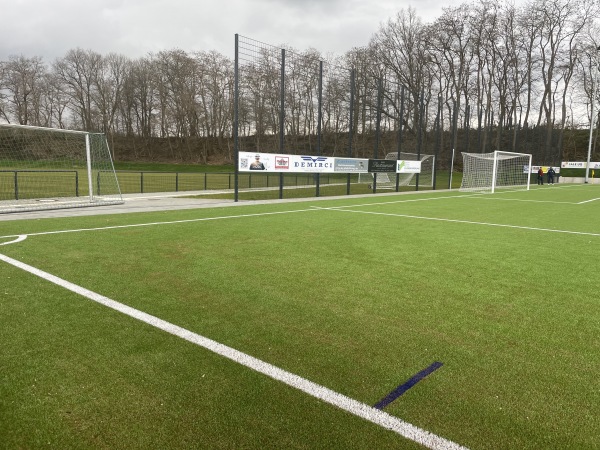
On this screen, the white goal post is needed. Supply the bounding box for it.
[460,150,532,193]
[358,152,435,189]
[0,124,123,213]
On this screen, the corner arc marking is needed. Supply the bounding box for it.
[0,235,28,246]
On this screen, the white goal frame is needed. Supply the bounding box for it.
[460,150,532,193]
[0,124,123,213]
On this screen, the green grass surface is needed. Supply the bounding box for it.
[1,185,599,449]
[113,162,232,172]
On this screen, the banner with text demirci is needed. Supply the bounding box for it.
[239,152,341,173]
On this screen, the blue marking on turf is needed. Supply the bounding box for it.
[374,361,444,410]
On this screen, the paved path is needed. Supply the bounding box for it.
[0,189,434,222]
[0,192,238,222]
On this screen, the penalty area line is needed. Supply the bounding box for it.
[0,208,318,241]
[310,193,482,210]
[0,252,467,450]
[313,207,600,237]
[577,197,600,204]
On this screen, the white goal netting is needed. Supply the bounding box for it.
[0,124,123,213]
[460,151,532,193]
[358,152,435,189]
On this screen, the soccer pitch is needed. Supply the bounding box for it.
[1,185,599,449]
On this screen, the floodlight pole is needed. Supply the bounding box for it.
[585,47,600,184]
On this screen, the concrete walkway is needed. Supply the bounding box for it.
[0,191,236,222]
[0,188,436,222]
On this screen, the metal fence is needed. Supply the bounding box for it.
[0,170,80,200]
[97,170,347,195]
[0,169,356,201]
[233,35,454,201]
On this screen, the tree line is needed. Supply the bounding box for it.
[1,0,599,165]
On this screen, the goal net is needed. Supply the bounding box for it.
[460,151,532,193]
[0,124,123,213]
[358,152,435,190]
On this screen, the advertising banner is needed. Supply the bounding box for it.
[239,152,335,173]
[334,158,369,173]
[290,155,335,172]
[368,159,396,173]
[239,152,278,172]
[561,161,600,169]
[396,160,421,173]
[239,152,423,174]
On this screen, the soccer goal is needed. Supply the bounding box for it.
[460,151,532,193]
[358,152,435,190]
[0,124,123,213]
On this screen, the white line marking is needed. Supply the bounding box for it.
[2,190,597,242]
[0,198,473,240]
[468,197,577,205]
[0,252,467,450]
[323,191,587,208]
[315,194,482,210]
[314,207,600,237]
[0,235,27,246]
[0,208,317,241]
[577,197,600,204]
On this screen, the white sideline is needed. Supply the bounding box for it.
[2,187,598,242]
[577,197,600,204]
[0,208,317,240]
[0,196,481,240]
[0,252,468,450]
[0,197,482,241]
[467,197,577,205]
[1,194,598,243]
[314,207,600,237]
[0,200,471,240]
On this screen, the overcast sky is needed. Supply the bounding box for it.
[1,0,464,62]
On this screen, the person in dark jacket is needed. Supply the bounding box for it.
[547,167,556,184]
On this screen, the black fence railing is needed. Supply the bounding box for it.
[0,170,79,200]
[0,169,358,200]
[99,171,347,195]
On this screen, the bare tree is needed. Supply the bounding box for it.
[425,5,476,153]
[532,0,595,161]
[53,48,103,130]
[128,57,158,138]
[369,8,430,134]
[2,55,47,125]
[194,50,234,161]
[93,53,130,135]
